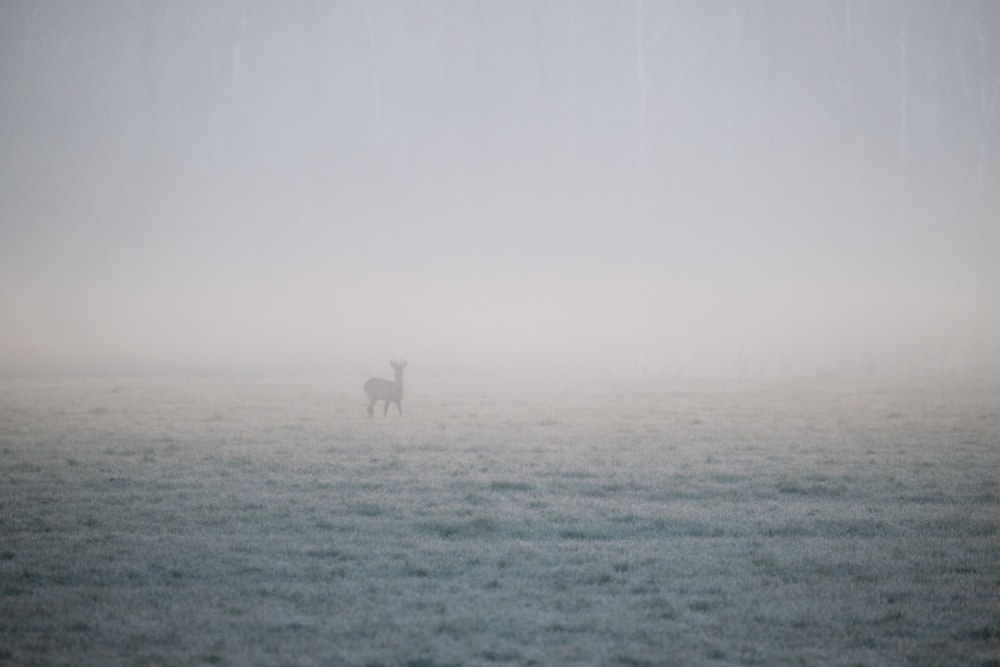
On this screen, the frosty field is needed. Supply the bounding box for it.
[1,375,998,666]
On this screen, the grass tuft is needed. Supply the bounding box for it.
[420,517,501,539]
[489,480,535,493]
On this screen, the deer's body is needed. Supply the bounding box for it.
[365,359,406,417]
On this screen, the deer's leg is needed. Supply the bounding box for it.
[367,399,375,417]
[397,401,403,415]
[383,400,390,417]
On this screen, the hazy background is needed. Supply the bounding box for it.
[1,1,998,378]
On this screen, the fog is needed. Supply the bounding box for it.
[1,1,998,377]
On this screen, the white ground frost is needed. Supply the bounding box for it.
[1,375,998,666]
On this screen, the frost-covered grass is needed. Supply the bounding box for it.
[1,375,999,666]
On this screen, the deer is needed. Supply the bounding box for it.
[364,359,407,417]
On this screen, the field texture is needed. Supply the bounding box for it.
[1,376,999,666]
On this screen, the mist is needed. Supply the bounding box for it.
[2,1,998,377]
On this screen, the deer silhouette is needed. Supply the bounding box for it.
[364,359,407,417]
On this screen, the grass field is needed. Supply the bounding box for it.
[1,375,999,666]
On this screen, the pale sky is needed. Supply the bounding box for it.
[1,1,998,377]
